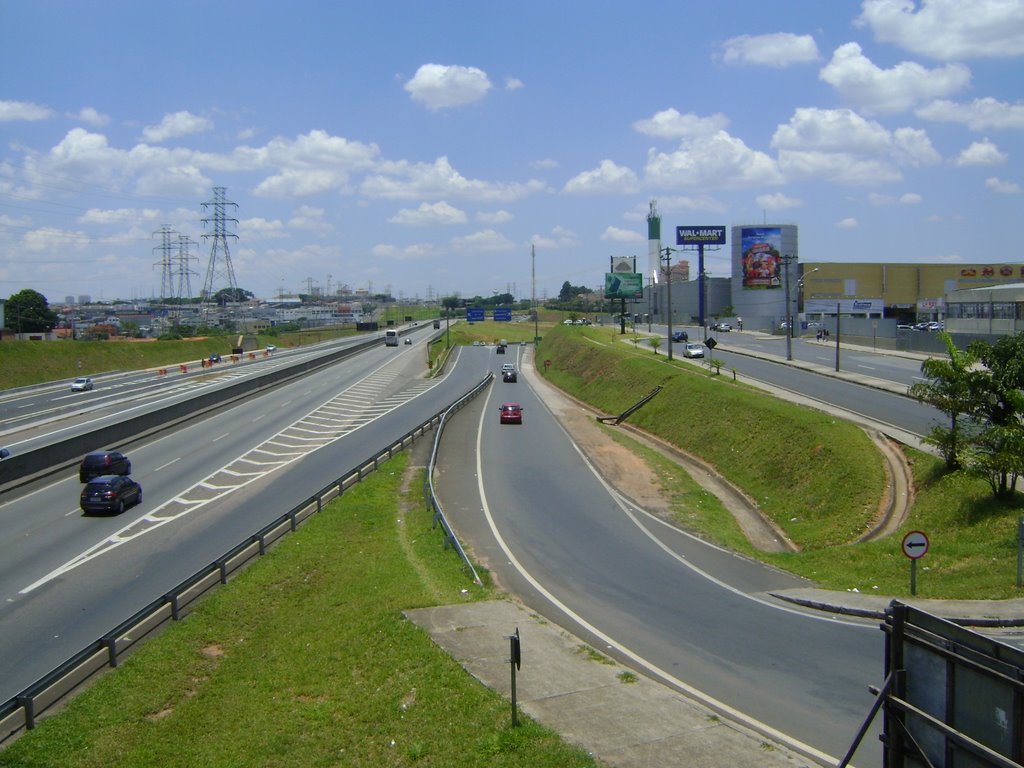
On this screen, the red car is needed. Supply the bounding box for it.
[498,403,523,424]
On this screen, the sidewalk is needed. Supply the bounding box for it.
[406,600,821,768]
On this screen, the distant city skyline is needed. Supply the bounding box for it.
[1,1,1022,305]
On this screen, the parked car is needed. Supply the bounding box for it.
[927,321,944,331]
[79,450,132,482]
[80,475,142,514]
[683,343,705,359]
[498,403,523,424]
[70,377,94,392]
[671,330,688,343]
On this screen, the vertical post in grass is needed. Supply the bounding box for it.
[509,628,521,727]
[1017,517,1023,589]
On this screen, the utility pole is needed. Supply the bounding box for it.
[660,247,677,361]
[782,254,796,361]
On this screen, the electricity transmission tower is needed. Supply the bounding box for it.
[174,235,197,303]
[153,226,177,300]
[200,187,240,306]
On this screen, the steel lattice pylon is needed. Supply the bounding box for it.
[200,186,239,305]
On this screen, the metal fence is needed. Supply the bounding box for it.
[0,372,492,744]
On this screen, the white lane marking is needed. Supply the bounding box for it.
[155,458,181,472]
[20,359,448,594]
[473,382,858,768]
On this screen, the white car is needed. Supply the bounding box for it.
[683,344,705,359]
[71,377,94,392]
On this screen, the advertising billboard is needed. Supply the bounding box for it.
[741,227,783,289]
[676,226,726,245]
[604,272,643,299]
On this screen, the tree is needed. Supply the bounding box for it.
[212,287,254,306]
[5,289,58,333]
[908,332,981,471]
[965,333,1024,497]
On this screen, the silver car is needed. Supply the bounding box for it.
[683,344,705,359]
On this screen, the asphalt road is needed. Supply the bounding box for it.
[0,331,484,702]
[437,344,887,766]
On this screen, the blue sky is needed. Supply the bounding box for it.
[1,0,1022,305]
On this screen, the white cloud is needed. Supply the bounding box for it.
[644,132,783,189]
[288,205,332,233]
[857,0,1024,60]
[955,138,1007,166]
[74,107,110,127]
[450,228,516,252]
[916,97,1024,130]
[79,207,161,225]
[868,192,922,205]
[389,201,468,226]
[756,192,802,210]
[241,217,287,238]
[986,177,1022,193]
[531,226,580,250]
[362,156,545,201]
[820,42,970,114]
[370,242,444,261]
[505,77,524,91]
[635,195,728,215]
[720,32,819,67]
[476,209,513,224]
[404,64,492,110]
[563,159,640,195]
[601,226,643,243]
[836,217,859,229]
[772,108,939,184]
[633,109,729,139]
[531,158,559,169]
[0,100,54,121]
[142,110,214,142]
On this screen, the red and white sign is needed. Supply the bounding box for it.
[902,530,929,560]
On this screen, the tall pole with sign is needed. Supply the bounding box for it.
[676,226,727,335]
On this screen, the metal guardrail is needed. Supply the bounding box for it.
[424,373,494,585]
[0,371,493,744]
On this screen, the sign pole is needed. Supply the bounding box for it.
[901,530,929,596]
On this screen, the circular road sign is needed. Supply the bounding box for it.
[902,530,929,560]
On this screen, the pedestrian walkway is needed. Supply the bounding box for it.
[406,600,821,768]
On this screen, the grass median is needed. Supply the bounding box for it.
[538,323,1024,600]
[0,454,596,767]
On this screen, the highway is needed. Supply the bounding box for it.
[0,329,943,765]
[0,325,482,701]
[433,337,945,766]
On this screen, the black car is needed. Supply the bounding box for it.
[79,450,132,482]
[671,330,688,342]
[503,369,518,382]
[80,475,142,514]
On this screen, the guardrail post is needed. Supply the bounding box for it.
[105,636,118,668]
[17,696,35,731]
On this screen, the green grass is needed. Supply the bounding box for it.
[0,329,356,391]
[537,323,1024,599]
[0,456,597,767]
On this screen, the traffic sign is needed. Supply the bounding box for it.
[902,530,929,560]
[493,308,512,321]
[467,307,485,323]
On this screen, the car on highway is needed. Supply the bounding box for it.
[80,475,142,514]
[671,330,688,342]
[502,369,518,382]
[266,344,277,352]
[683,343,705,359]
[79,450,132,482]
[715,323,732,332]
[498,403,523,424]
[70,377,94,392]
[404,337,412,345]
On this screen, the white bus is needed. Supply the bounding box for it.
[384,329,399,347]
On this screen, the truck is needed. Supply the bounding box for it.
[384,329,399,347]
[433,319,441,329]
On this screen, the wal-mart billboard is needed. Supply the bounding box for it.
[676,226,726,245]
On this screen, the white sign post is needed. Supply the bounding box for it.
[902,530,929,595]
